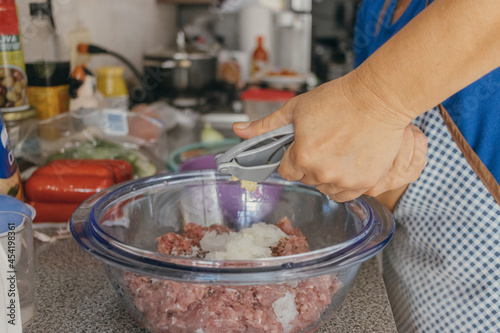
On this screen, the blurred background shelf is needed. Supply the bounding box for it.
[157,0,212,4]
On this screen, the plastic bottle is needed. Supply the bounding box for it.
[0,0,30,113]
[96,66,129,109]
[23,2,70,119]
[251,36,269,77]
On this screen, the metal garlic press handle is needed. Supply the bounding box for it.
[215,124,295,182]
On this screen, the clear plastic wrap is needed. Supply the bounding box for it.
[15,109,167,178]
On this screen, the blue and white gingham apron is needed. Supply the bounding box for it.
[383,107,500,333]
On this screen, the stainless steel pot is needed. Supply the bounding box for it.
[143,33,217,98]
[143,51,217,97]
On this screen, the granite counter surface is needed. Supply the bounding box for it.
[25,229,397,333]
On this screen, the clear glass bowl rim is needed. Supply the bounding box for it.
[70,170,395,283]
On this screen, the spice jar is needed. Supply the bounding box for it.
[2,106,36,153]
[96,66,129,109]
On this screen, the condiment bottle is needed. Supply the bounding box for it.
[0,0,30,113]
[23,2,70,119]
[96,66,129,109]
[251,36,269,78]
[0,114,23,200]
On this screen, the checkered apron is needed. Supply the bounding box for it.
[383,107,500,333]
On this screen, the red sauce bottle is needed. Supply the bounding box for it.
[251,36,269,77]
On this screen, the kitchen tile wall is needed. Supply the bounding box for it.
[15,0,177,84]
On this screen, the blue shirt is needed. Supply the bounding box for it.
[353,0,500,184]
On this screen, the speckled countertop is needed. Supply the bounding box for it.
[24,228,397,333]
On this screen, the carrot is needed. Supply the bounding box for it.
[34,160,116,181]
[28,201,80,223]
[24,175,115,203]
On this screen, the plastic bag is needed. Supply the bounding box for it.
[131,101,199,131]
[14,109,167,178]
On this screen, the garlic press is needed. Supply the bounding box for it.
[215,124,295,182]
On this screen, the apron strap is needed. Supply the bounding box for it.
[376,104,500,210]
[439,104,500,205]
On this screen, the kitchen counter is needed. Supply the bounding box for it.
[24,227,397,333]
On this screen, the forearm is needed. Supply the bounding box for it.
[352,0,500,126]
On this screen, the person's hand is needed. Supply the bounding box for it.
[233,72,428,202]
[363,123,427,197]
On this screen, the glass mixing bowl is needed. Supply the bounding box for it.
[70,171,394,333]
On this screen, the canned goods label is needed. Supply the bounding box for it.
[0,123,16,178]
[0,117,22,199]
[0,34,21,52]
[0,34,30,112]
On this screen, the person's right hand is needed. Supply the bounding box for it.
[233,71,428,202]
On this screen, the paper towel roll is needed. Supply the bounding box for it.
[239,5,273,64]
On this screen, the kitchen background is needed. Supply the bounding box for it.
[1,0,363,223]
[0,0,360,205]
[14,0,360,88]
[0,3,399,332]
[15,0,178,87]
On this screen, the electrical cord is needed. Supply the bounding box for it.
[77,43,143,82]
[77,43,157,104]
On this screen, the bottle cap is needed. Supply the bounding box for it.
[0,0,20,35]
[0,195,36,229]
[29,2,50,16]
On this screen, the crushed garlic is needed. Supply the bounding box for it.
[230,175,258,192]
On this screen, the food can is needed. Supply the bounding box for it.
[0,0,30,112]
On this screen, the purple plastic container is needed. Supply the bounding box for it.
[179,156,281,224]
[178,154,217,171]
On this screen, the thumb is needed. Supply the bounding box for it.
[233,100,295,139]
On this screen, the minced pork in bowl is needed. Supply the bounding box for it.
[70,170,394,333]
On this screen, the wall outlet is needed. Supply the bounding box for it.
[68,23,92,70]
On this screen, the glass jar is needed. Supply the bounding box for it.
[96,66,129,109]
[2,106,36,154]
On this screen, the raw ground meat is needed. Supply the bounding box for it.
[125,218,341,333]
